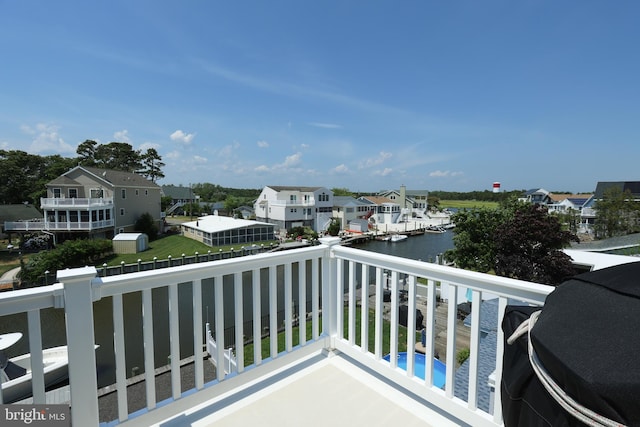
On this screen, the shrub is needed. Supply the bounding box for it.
[19,239,113,286]
[457,347,470,365]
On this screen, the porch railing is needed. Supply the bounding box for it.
[0,237,553,426]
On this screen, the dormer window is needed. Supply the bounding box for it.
[69,189,78,198]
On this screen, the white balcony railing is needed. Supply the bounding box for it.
[40,197,114,208]
[4,219,114,231]
[0,237,553,426]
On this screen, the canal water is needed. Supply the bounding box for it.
[1,231,454,388]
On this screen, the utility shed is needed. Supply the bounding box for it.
[112,233,148,254]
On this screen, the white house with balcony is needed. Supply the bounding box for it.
[254,186,334,233]
[358,195,403,226]
[3,166,162,240]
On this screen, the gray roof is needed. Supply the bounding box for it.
[570,232,640,252]
[267,186,329,192]
[0,204,42,222]
[333,196,368,207]
[53,166,160,189]
[455,298,528,412]
[161,185,195,199]
[593,181,640,199]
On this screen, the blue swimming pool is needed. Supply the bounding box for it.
[383,352,447,388]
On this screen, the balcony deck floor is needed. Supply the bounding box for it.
[151,352,465,427]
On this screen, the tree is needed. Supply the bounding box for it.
[94,142,142,172]
[444,206,507,272]
[138,148,165,182]
[0,150,46,204]
[594,187,639,239]
[331,187,353,196]
[327,218,341,236]
[445,199,578,285]
[493,203,578,285]
[76,139,98,166]
[134,212,159,240]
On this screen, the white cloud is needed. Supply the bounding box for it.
[360,151,392,168]
[282,152,302,168]
[308,122,343,129]
[24,123,75,154]
[193,155,208,164]
[170,130,195,145]
[332,164,350,174]
[113,129,131,143]
[139,142,160,151]
[255,165,270,172]
[430,170,464,177]
[257,140,269,148]
[378,167,393,176]
[165,150,181,160]
[219,141,241,157]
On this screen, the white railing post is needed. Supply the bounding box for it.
[58,266,99,427]
[319,237,341,347]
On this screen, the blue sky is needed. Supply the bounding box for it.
[1,1,639,193]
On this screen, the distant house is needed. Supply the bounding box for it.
[378,186,429,213]
[519,188,552,205]
[358,195,401,226]
[547,193,592,214]
[0,204,42,237]
[254,186,334,233]
[236,205,255,220]
[332,196,372,231]
[4,166,162,241]
[161,185,199,215]
[579,181,640,234]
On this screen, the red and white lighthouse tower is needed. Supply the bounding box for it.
[492,182,501,193]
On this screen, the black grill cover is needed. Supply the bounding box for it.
[502,262,640,426]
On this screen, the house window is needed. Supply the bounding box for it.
[290,195,297,202]
[90,188,104,198]
[120,208,125,216]
[145,190,148,196]
[135,189,139,196]
[53,188,61,198]
[69,189,78,198]
[121,189,126,199]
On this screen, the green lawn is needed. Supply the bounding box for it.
[439,200,499,209]
[100,235,278,266]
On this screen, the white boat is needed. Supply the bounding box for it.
[0,333,97,403]
[389,234,408,242]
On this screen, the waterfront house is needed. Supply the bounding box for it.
[378,186,429,214]
[254,186,334,233]
[332,196,372,232]
[358,195,403,227]
[3,166,162,242]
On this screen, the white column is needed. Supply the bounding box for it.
[58,266,99,426]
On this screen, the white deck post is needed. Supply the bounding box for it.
[58,266,100,426]
[319,237,341,347]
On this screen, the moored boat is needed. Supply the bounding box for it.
[0,333,98,403]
